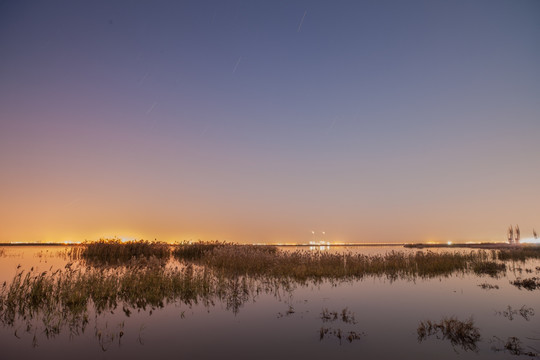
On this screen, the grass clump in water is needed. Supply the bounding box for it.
[478,283,499,290]
[491,336,539,357]
[511,277,540,291]
[417,316,481,352]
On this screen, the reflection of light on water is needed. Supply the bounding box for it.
[308,241,330,246]
[520,237,540,244]
[309,246,330,251]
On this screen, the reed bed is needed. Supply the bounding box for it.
[0,262,217,339]
[71,239,171,264]
[497,246,540,262]
[471,261,506,277]
[173,244,504,280]
[0,259,298,342]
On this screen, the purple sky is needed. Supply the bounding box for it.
[1,0,539,243]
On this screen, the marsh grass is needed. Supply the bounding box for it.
[491,336,539,357]
[472,261,506,277]
[497,246,540,262]
[173,244,505,280]
[417,316,481,352]
[511,277,540,291]
[319,327,364,344]
[0,261,220,346]
[320,307,356,324]
[478,283,499,290]
[0,256,302,348]
[1,241,534,349]
[71,239,171,265]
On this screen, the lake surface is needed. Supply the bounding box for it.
[1,245,539,360]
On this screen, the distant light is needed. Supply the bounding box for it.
[447,241,452,245]
[520,237,540,244]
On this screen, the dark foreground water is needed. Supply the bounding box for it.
[0,246,538,360]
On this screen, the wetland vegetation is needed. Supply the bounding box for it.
[417,316,481,352]
[1,240,540,358]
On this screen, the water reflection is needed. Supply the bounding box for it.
[1,243,540,359]
[417,316,481,352]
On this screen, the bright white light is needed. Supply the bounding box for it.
[447,241,452,245]
[519,237,540,244]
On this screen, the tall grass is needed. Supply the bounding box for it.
[71,239,170,265]
[0,259,298,344]
[0,262,218,342]
[173,244,504,280]
[497,246,540,261]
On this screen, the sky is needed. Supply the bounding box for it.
[0,0,539,244]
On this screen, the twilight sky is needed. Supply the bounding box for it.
[1,0,539,244]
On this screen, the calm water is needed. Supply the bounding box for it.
[0,246,539,360]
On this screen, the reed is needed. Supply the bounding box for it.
[173,244,504,280]
[510,277,540,291]
[72,239,171,264]
[477,283,499,290]
[471,261,506,277]
[492,336,539,357]
[497,246,540,262]
[319,327,364,344]
[0,262,218,343]
[417,316,480,352]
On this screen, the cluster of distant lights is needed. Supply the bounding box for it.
[7,236,540,246]
[9,241,82,245]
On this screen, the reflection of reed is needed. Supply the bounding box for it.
[417,316,481,352]
[491,336,539,357]
[495,305,535,321]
